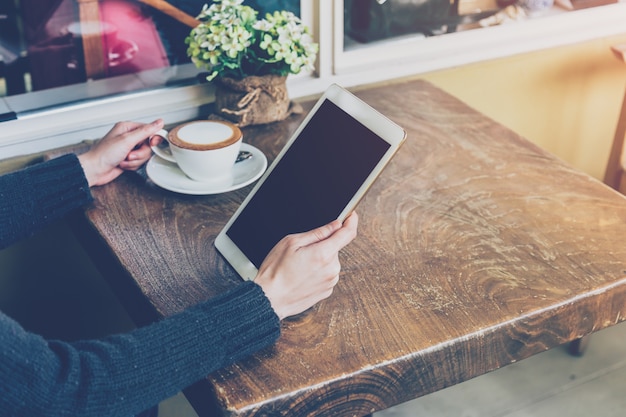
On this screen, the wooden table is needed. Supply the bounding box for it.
[71,79,626,417]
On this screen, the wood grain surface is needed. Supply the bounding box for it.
[73,79,626,417]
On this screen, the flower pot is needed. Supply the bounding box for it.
[214,75,292,127]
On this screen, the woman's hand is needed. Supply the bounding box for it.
[255,212,359,320]
[78,119,164,187]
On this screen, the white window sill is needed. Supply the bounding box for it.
[1,1,625,160]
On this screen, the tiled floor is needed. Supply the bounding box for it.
[158,321,626,417]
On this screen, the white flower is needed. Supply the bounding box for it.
[253,19,274,32]
[186,0,318,80]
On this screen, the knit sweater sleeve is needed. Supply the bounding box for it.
[0,154,93,249]
[0,154,282,415]
[0,280,281,417]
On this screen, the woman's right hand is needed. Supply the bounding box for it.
[254,212,359,320]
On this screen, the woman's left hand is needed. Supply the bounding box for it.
[78,119,164,187]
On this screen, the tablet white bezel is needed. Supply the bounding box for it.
[214,84,407,280]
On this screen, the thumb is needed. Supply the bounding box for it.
[295,219,343,248]
[296,212,358,248]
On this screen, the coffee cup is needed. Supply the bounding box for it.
[151,120,243,182]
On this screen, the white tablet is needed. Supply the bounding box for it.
[215,84,406,280]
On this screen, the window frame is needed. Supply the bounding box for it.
[2,0,626,159]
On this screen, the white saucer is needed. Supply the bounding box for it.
[146,143,267,195]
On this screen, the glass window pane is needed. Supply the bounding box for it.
[0,0,300,106]
[344,0,501,49]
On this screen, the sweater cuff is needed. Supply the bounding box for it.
[0,153,93,248]
[211,281,281,363]
[31,154,93,219]
[135,281,281,389]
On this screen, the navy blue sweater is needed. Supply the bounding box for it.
[0,154,280,417]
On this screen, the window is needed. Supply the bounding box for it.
[335,0,626,77]
[1,0,625,159]
[0,0,300,104]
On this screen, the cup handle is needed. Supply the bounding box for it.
[151,129,176,163]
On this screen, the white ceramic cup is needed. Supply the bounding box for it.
[151,120,243,182]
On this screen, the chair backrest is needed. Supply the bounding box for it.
[137,0,200,28]
[77,0,106,79]
[603,44,626,194]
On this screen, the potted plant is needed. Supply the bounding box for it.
[186,0,318,126]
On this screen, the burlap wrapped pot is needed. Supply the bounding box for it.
[214,74,295,127]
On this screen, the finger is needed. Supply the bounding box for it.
[312,212,359,255]
[119,150,152,170]
[294,219,343,247]
[118,159,144,171]
[336,212,359,245]
[115,119,162,134]
[343,211,359,231]
[107,120,145,136]
[126,143,153,163]
[149,135,164,147]
[120,163,146,171]
[122,119,164,149]
[294,212,359,249]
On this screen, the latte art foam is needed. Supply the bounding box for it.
[178,123,233,145]
[169,120,242,151]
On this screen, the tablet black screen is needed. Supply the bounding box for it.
[226,99,391,268]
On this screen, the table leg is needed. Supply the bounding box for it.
[568,335,591,356]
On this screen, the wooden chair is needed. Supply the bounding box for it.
[137,0,200,28]
[569,44,626,356]
[77,0,106,79]
[603,43,626,193]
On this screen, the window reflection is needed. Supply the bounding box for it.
[344,0,500,46]
[0,0,300,100]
